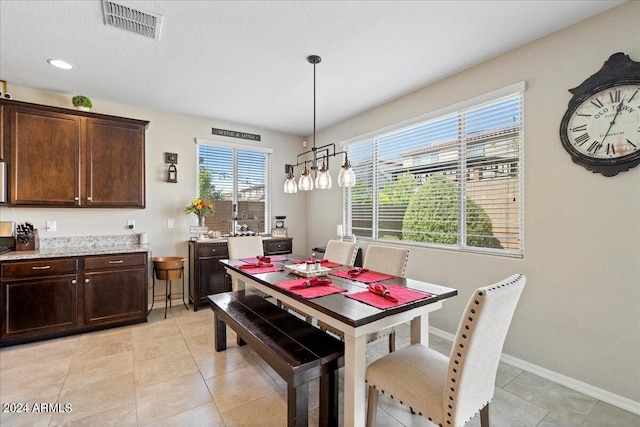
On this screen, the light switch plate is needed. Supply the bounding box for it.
[46,221,56,232]
[167,219,174,229]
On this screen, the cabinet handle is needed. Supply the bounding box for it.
[72,279,77,284]
[211,249,216,253]
[74,196,79,201]
[108,260,124,264]
[85,279,90,283]
[87,197,92,201]
[32,265,51,270]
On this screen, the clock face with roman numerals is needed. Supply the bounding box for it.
[565,84,639,161]
[559,53,640,176]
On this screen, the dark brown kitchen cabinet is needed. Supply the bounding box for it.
[1,99,148,208]
[83,253,147,326]
[0,258,80,342]
[264,238,293,255]
[189,241,229,311]
[0,252,148,346]
[188,238,293,311]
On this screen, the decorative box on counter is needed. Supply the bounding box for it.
[15,222,39,251]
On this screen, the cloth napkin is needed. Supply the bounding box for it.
[367,283,398,302]
[238,261,273,269]
[240,255,288,264]
[348,267,369,278]
[346,283,433,309]
[274,277,347,299]
[235,262,282,274]
[330,269,394,283]
[289,277,333,290]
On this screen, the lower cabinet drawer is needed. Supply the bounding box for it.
[265,239,292,254]
[84,253,146,270]
[1,258,79,277]
[197,244,229,258]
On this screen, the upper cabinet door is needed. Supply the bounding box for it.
[1,99,148,208]
[84,118,146,208]
[9,107,81,206]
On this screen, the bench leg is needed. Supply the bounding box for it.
[237,336,247,346]
[287,382,309,427]
[319,370,339,427]
[213,314,227,352]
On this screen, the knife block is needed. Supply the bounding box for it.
[15,229,39,251]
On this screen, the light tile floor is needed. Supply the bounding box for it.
[1,305,638,426]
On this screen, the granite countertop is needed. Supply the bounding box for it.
[0,235,150,262]
[0,245,150,261]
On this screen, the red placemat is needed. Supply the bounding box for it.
[274,278,347,299]
[346,284,433,309]
[291,258,342,268]
[236,265,282,274]
[240,255,288,263]
[330,269,394,283]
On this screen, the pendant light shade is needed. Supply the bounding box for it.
[284,164,298,193]
[284,54,355,193]
[315,159,332,189]
[338,156,356,187]
[299,167,314,191]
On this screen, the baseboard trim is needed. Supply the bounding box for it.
[429,326,640,416]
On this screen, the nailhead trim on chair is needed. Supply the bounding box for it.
[367,274,523,427]
[444,274,523,426]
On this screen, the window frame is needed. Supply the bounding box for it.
[342,82,525,258]
[195,138,273,234]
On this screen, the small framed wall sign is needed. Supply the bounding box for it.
[165,152,178,164]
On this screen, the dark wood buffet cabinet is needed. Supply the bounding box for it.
[0,99,148,208]
[189,237,292,311]
[0,252,148,346]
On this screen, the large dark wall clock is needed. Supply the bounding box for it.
[559,52,640,177]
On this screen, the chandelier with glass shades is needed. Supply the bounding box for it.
[283,55,356,193]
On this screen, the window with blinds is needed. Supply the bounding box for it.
[197,140,271,235]
[345,83,524,256]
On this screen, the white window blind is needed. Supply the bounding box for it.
[345,84,524,256]
[197,140,271,235]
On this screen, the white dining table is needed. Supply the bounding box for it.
[220,258,457,427]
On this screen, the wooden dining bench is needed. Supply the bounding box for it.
[208,291,344,427]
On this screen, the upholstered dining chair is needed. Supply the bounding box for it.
[319,244,410,352]
[363,245,410,352]
[362,244,410,278]
[365,274,526,427]
[323,239,358,267]
[226,236,265,293]
[227,236,264,259]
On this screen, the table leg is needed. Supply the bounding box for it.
[343,334,368,427]
[409,301,441,345]
[410,314,429,346]
[230,274,243,292]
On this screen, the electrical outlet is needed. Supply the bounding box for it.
[167,219,174,229]
[46,220,56,232]
[127,220,135,229]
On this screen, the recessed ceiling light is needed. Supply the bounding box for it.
[47,59,73,70]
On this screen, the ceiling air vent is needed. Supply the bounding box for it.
[102,0,163,40]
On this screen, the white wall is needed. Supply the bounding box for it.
[306,2,640,407]
[0,87,308,265]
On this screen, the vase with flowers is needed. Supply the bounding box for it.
[185,198,213,227]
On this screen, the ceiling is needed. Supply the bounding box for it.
[0,0,625,136]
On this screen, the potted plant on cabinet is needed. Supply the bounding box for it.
[72,95,92,111]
